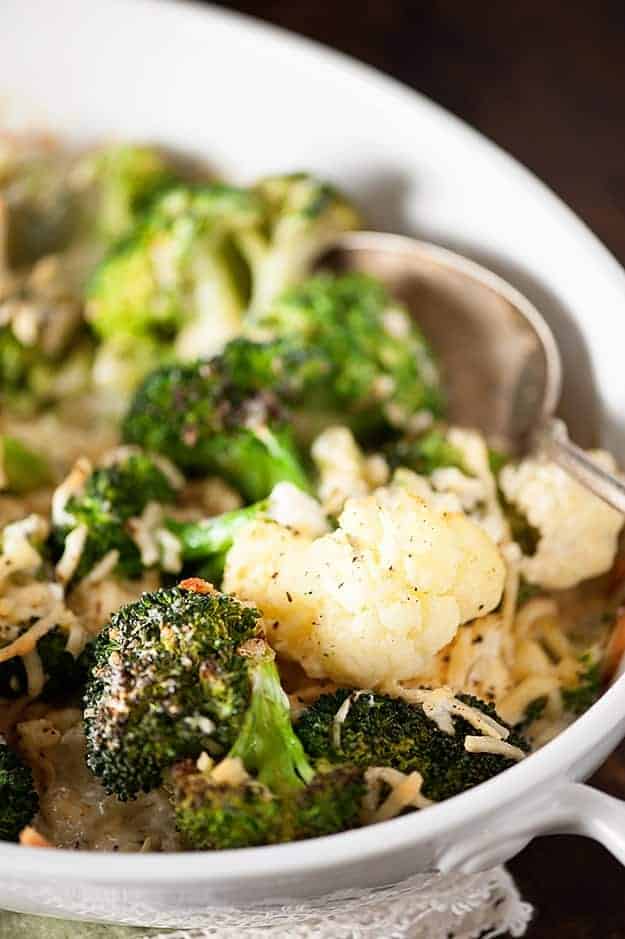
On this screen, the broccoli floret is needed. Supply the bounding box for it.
[53,450,180,582]
[242,273,444,442]
[384,428,468,476]
[238,173,361,312]
[78,144,176,244]
[297,689,529,803]
[86,184,262,378]
[122,359,310,501]
[562,651,602,716]
[0,626,91,701]
[0,742,39,841]
[0,435,52,494]
[83,580,261,800]
[172,645,364,849]
[0,327,93,416]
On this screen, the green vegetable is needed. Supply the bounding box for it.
[0,435,52,494]
[173,646,364,849]
[52,449,179,582]
[242,273,444,442]
[240,173,361,312]
[384,428,467,476]
[80,144,176,244]
[297,689,529,802]
[515,696,547,732]
[166,499,269,584]
[86,184,262,380]
[0,743,39,842]
[562,652,602,716]
[0,627,91,701]
[503,499,540,557]
[0,329,92,416]
[487,447,509,476]
[122,358,311,501]
[83,581,261,800]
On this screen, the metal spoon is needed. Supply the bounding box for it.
[318,231,625,513]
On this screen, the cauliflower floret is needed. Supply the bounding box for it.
[266,482,329,538]
[311,426,388,516]
[499,451,624,589]
[224,486,505,688]
[389,428,509,545]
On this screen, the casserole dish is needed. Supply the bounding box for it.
[1,0,625,925]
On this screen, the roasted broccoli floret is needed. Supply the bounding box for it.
[86,184,262,388]
[0,742,39,841]
[384,427,467,476]
[0,435,52,494]
[297,689,529,803]
[238,173,361,312]
[78,143,176,244]
[172,643,364,849]
[122,359,310,501]
[0,626,91,701]
[83,580,261,800]
[242,273,444,442]
[0,325,92,416]
[52,449,181,582]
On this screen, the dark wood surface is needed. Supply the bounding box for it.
[214,2,625,934]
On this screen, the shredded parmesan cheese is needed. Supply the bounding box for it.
[363,767,432,823]
[79,548,120,585]
[395,686,509,740]
[55,523,87,583]
[0,609,63,664]
[51,458,91,527]
[0,514,48,584]
[463,735,526,762]
[22,649,46,698]
[210,756,250,786]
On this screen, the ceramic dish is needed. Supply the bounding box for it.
[2,0,625,927]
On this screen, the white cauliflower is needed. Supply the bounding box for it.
[499,451,624,589]
[391,428,509,545]
[311,426,388,516]
[265,482,329,538]
[223,485,505,688]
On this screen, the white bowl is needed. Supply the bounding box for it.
[2,0,625,927]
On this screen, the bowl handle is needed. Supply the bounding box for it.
[436,783,625,873]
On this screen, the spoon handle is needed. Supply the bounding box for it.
[539,419,625,514]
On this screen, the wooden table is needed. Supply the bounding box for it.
[216,2,625,933]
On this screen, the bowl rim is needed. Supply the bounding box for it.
[2,0,625,883]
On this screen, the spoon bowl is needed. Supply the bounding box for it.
[318,231,625,512]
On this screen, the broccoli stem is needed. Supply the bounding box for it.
[1,435,52,494]
[166,500,267,581]
[229,651,314,794]
[254,427,312,496]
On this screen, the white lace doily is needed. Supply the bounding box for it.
[146,866,532,939]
